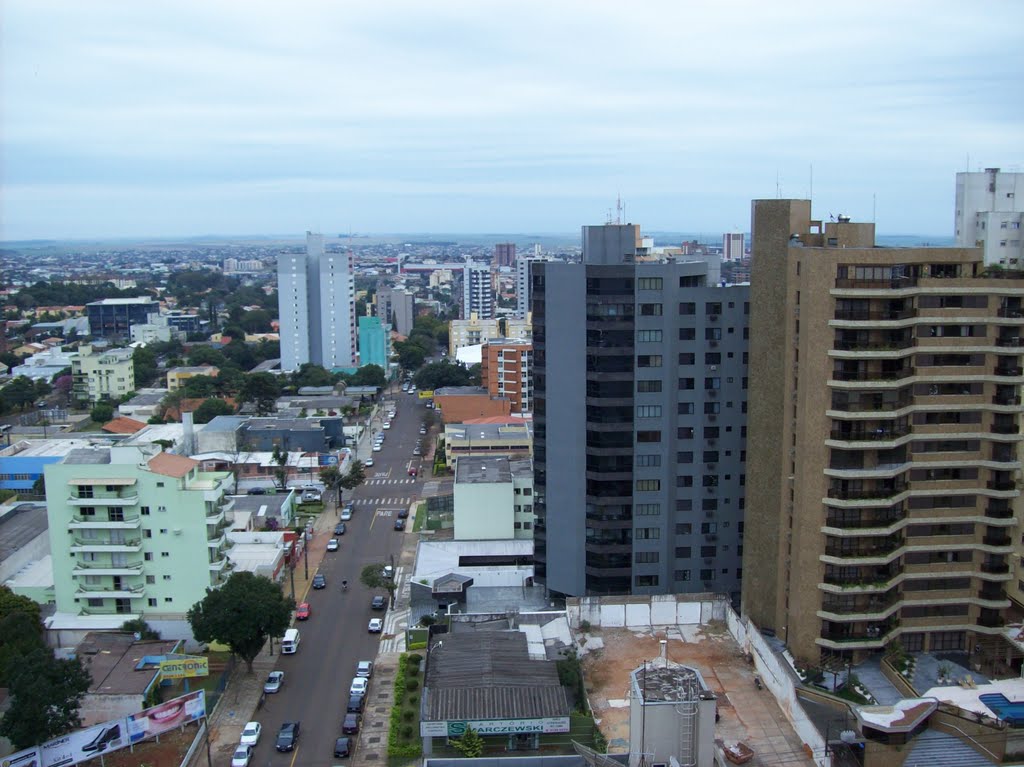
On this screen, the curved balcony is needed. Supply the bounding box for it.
[828,425,911,444]
[994,365,1023,377]
[995,336,1023,347]
[68,514,141,530]
[817,620,901,651]
[827,483,907,501]
[208,557,229,572]
[72,560,144,576]
[68,494,140,507]
[69,537,142,553]
[75,584,146,599]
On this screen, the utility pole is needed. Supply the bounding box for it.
[303,531,309,579]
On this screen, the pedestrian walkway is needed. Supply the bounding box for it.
[353,496,413,507]
[855,656,904,705]
[366,478,417,485]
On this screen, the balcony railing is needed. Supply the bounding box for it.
[820,620,900,643]
[995,366,1023,377]
[992,394,1022,406]
[75,584,146,598]
[68,494,140,507]
[980,562,1010,574]
[825,510,906,529]
[72,561,143,574]
[992,423,1019,434]
[829,426,911,442]
[995,337,1023,347]
[825,538,904,559]
[70,536,142,550]
[828,484,906,500]
[832,367,915,381]
[833,339,915,351]
[983,533,1012,547]
[997,308,1024,318]
[986,480,1016,491]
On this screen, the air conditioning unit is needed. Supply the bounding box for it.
[710,314,719,321]
[710,365,718,371]
[708,439,717,446]
[704,558,713,565]
[707,463,717,470]
[710,341,719,348]
[173,528,182,535]
[708,414,717,422]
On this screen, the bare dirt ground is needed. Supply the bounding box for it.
[579,623,815,766]
[89,724,199,767]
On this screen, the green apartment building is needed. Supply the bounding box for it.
[45,446,234,645]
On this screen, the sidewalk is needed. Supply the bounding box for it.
[192,503,338,767]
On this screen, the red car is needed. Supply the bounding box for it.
[408,467,417,477]
[295,602,310,621]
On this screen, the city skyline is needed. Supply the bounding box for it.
[2,1,1022,241]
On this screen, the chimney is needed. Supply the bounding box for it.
[182,412,196,456]
[660,639,667,662]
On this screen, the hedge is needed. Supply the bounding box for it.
[388,653,423,759]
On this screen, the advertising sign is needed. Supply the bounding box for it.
[159,656,209,680]
[418,390,435,399]
[318,454,338,466]
[421,716,570,738]
[1,746,40,767]
[125,690,206,744]
[40,719,127,767]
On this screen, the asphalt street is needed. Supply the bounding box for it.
[247,390,430,767]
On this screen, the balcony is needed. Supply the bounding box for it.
[75,584,146,599]
[828,484,906,501]
[980,562,1010,575]
[205,507,226,526]
[825,509,905,530]
[68,513,141,530]
[833,339,915,352]
[979,586,1007,602]
[819,620,900,646]
[69,536,142,553]
[72,560,144,576]
[207,534,227,550]
[820,592,900,617]
[995,337,1023,347]
[985,504,1014,519]
[832,367,915,382]
[982,533,1012,547]
[992,422,1019,434]
[824,537,904,560]
[78,606,139,618]
[992,394,1022,406]
[978,613,1006,629]
[208,557,229,572]
[997,308,1024,318]
[828,426,911,442]
[994,366,1023,377]
[986,480,1017,491]
[68,493,140,507]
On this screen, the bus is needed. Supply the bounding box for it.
[281,628,300,654]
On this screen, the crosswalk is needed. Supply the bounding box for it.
[366,478,417,485]
[352,496,412,506]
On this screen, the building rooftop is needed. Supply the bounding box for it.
[0,504,49,565]
[167,365,218,375]
[455,455,512,484]
[87,297,157,306]
[435,386,489,397]
[447,422,532,442]
[0,438,96,459]
[425,631,570,721]
[631,662,711,703]
[230,493,291,520]
[147,452,198,478]
[5,554,53,589]
[64,448,112,465]
[121,389,168,408]
[76,632,180,696]
[102,417,147,435]
[243,418,325,432]
[201,415,248,433]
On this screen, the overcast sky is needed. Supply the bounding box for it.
[2,0,1022,241]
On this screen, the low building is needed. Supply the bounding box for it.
[434,387,512,424]
[0,502,50,586]
[0,438,96,491]
[11,346,75,382]
[628,662,717,767]
[166,365,219,392]
[443,420,532,467]
[421,631,571,754]
[225,530,288,581]
[118,388,168,421]
[130,313,182,345]
[453,456,534,540]
[71,345,135,404]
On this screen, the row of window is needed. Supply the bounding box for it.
[634,568,741,588]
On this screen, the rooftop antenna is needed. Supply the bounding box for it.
[616,193,623,225]
[872,193,877,224]
[776,171,781,199]
[809,163,813,200]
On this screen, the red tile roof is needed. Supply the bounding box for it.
[101,417,147,435]
[147,452,198,478]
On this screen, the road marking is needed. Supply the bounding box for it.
[289,746,300,767]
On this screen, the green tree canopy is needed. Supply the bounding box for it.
[187,571,294,672]
[2,377,39,412]
[193,398,235,424]
[240,309,272,333]
[181,374,219,399]
[89,403,115,423]
[0,648,91,749]
[359,562,396,605]
[339,460,366,493]
[348,364,386,389]
[292,363,335,389]
[414,361,473,391]
[239,372,282,415]
[132,346,159,387]
[0,612,46,686]
[187,346,227,367]
[0,585,43,626]
[394,339,427,371]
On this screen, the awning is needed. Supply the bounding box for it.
[66,478,137,486]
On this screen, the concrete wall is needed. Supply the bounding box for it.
[567,594,727,631]
[79,693,145,727]
[454,480,515,541]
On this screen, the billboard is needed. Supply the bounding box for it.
[318,454,338,466]
[39,719,127,767]
[418,390,435,399]
[125,690,206,744]
[1,747,40,767]
[159,656,209,680]
[421,716,570,738]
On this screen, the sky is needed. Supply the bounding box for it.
[2,0,1022,241]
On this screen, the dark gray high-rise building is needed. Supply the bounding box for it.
[533,224,749,601]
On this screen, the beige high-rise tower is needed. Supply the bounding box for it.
[743,199,1024,666]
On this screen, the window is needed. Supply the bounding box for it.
[639,303,663,316]
[637,405,662,418]
[161,552,170,558]
[675,570,691,581]
[638,277,663,290]
[701,522,718,534]
[679,377,695,390]
[705,327,722,340]
[638,355,662,368]
[144,552,153,561]
[159,528,168,534]
[637,431,662,443]
[637,380,662,393]
[638,329,663,342]
[706,302,722,315]
[677,451,694,463]
[678,403,694,415]
[703,450,720,462]
[635,528,660,539]
[164,597,173,603]
[676,475,693,487]
[636,504,661,515]
[635,551,660,563]
[143,529,152,538]
[636,479,661,491]
[701,545,717,557]
[679,302,696,315]
[700,569,715,581]
[146,575,155,584]
[636,455,661,467]
[148,598,158,607]
[705,377,721,390]
[676,523,693,534]
[635,575,659,587]
[163,574,172,581]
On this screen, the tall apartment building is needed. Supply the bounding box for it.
[277,232,356,371]
[481,339,533,413]
[87,297,160,341]
[449,313,502,355]
[494,242,516,268]
[462,263,495,319]
[377,286,416,336]
[723,232,745,262]
[955,167,1024,267]
[533,223,749,600]
[71,345,135,404]
[743,198,1024,666]
[358,315,391,370]
[45,447,234,639]
[516,256,543,319]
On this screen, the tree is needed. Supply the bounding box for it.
[90,403,115,423]
[467,363,482,386]
[450,726,485,758]
[239,372,281,415]
[415,361,472,391]
[393,339,426,371]
[271,445,289,489]
[132,346,159,387]
[0,585,42,626]
[181,374,219,398]
[339,460,366,493]
[360,562,396,605]
[2,376,38,411]
[240,309,272,333]
[292,363,334,389]
[187,346,226,367]
[187,571,294,672]
[120,618,160,640]
[193,398,235,424]
[0,648,91,749]
[348,364,386,389]
[0,612,46,686]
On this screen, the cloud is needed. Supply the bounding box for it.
[2,0,1023,239]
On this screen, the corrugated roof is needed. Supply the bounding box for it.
[425,632,569,720]
[102,417,147,435]
[147,452,198,478]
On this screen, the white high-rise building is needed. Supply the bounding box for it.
[723,232,745,262]
[278,232,356,371]
[955,167,1024,266]
[515,256,542,319]
[462,262,494,319]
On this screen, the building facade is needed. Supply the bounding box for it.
[87,297,160,341]
[448,313,502,354]
[515,256,542,319]
[462,263,495,319]
[71,345,135,404]
[494,242,516,268]
[481,339,533,413]
[166,366,219,392]
[377,286,416,336]
[44,447,234,635]
[955,168,1024,267]
[533,224,749,600]
[358,315,391,370]
[277,232,356,371]
[453,456,534,540]
[723,232,745,262]
[743,198,1024,665]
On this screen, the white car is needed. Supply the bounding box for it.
[381,565,394,579]
[373,443,382,452]
[340,509,353,521]
[383,421,391,429]
[356,660,374,678]
[368,618,384,633]
[350,677,369,696]
[365,457,374,467]
[239,721,261,746]
[264,671,284,693]
[327,539,339,551]
[231,745,253,767]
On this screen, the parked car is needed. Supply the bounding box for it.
[365,457,374,466]
[371,595,387,610]
[340,509,353,521]
[334,737,352,758]
[419,427,427,435]
[407,467,417,477]
[275,721,300,752]
[312,573,326,589]
[264,671,284,694]
[231,745,253,767]
[247,488,267,495]
[346,693,365,713]
[397,508,409,519]
[383,421,391,430]
[368,618,384,633]
[327,538,339,551]
[372,443,382,452]
[295,602,310,621]
[382,565,394,579]
[334,522,346,535]
[412,447,422,456]
[239,721,261,746]
[356,660,374,678]
[350,677,369,696]
[342,713,360,734]
[394,518,406,531]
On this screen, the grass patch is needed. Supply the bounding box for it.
[412,501,426,532]
[388,653,423,759]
